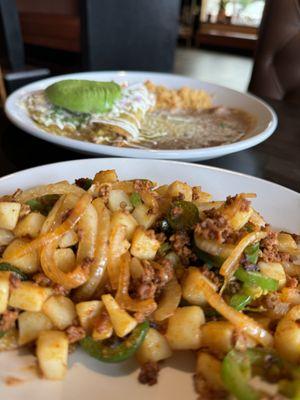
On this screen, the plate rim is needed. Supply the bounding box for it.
[4,71,278,159]
[0,157,298,198]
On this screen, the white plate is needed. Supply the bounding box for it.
[5,71,278,161]
[0,158,299,400]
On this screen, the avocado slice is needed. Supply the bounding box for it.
[45,79,122,114]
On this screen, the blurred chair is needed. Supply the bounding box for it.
[80,0,180,72]
[0,0,50,94]
[249,0,300,103]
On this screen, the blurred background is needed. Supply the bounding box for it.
[0,0,266,97]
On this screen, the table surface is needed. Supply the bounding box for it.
[0,96,299,192]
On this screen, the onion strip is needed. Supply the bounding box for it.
[154,278,182,321]
[74,199,110,300]
[15,181,84,203]
[4,193,92,262]
[194,236,234,258]
[116,252,157,314]
[107,223,130,290]
[40,239,89,289]
[197,273,273,347]
[76,203,98,267]
[40,197,96,289]
[220,231,267,278]
[40,194,66,234]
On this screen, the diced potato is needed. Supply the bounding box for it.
[111,211,138,240]
[59,230,78,248]
[249,210,266,228]
[9,282,52,312]
[0,228,14,246]
[18,311,53,345]
[37,330,68,380]
[167,181,192,201]
[274,306,300,363]
[278,233,297,252]
[221,195,253,230]
[92,314,113,341]
[102,294,137,337]
[136,328,172,364]
[94,170,118,184]
[196,352,224,390]
[108,190,133,212]
[14,212,46,238]
[132,204,158,229]
[54,248,76,273]
[258,261,286,289]
[130,227,160,260]
[201,321,235,354]
[228,208,253,230]
[0,202,21,230]
[0,271,10,313]
[182,267,216,307]
[166,306,205,350]
[43,295,76,330]
[3,238,40,273]
[191,186,212,205]
[76,300,103,331]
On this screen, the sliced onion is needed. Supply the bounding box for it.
[116,252,157,314]
[107,222,130,290]
[194,236,234,258]
[219,231,266,278]
[74,199,110,300]
[40,194,68,234]
[40,196,96,289]
[4,193,92,262]
[154,278,182,321]
[41,240,89,289]
[196,272,273,347]
[15,181,85,203]
[76,203,98,265]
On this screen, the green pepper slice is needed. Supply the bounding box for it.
[75,178,93,191]
[80,321,149,363]
[229,293,252,311]
[221,350,260,400]
[167,200,199,230]
[0,262,28,281]
[244,242,260,264]
[129,192,142,207]
[26,194,60,216]
[235,267,278,292]
[194,248,224,268]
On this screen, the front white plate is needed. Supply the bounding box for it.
[5,71,277,161]
[0,158,298,400]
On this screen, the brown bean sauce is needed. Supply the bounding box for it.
[134,107,255,150]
